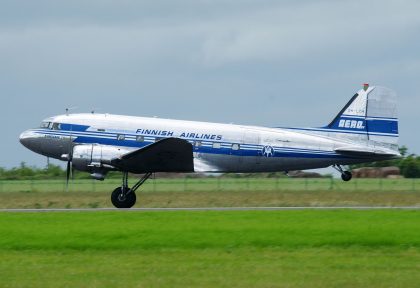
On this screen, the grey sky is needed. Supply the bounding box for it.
[1,0,419,168]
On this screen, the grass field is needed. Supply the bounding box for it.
[1,178,420,208]
[0,210,419,287]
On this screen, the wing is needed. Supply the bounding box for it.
[110,138,194,173]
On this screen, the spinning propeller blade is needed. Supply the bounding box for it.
[65,128,74,192]
[66,160,70,191]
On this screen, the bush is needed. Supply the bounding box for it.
[350,146,420,178]
[0,163,66,180]
[400,156,420,178]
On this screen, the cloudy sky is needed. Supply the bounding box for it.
[1,0,419,168]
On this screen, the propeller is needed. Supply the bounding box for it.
[65,123,74,192]
[65,158,72,192]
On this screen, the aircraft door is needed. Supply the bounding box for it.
[242,129,261,166]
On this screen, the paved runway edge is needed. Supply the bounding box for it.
[1,206,419,212]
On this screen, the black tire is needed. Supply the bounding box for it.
[111,187,136,208]
[341,171,352,182]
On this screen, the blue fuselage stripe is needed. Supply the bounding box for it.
[33,128,350,159]
[325,116,398,135]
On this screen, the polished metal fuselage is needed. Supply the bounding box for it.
[20,113,398,173]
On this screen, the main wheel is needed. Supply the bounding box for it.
[111,187,136,208]
[341,171,352,182]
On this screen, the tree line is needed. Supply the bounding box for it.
[350,146,420,178]
[0,163,114,180]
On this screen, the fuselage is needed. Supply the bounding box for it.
[19,113,397,173]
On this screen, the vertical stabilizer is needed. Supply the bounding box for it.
[325,85,398,151]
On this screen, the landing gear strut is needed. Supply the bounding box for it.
[332,165,353,182]
[111,172,152,208]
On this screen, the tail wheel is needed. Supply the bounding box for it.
[341,171,352,182]
[111,187,136,208]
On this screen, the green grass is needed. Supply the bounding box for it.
[0,210,419,287]
[1,189,420,209]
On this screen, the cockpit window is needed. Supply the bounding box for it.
[40,122,50,128]
[52,123,61,130]
[40,122,60,130]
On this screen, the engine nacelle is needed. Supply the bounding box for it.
[71,144,132,172]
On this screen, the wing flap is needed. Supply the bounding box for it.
[111,138,194,173]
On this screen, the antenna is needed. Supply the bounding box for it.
[65,107,78,116]
[91,108,102,114]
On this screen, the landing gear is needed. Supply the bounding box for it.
[332,165,353,182]
[341,171,352,182]
[111,187,136,208]
[111,172,152,208]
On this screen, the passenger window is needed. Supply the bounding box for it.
[136,135,144,142]
[232,143,240,150]
[212,143,221,149]
[117,134,125,141]
[97,128,105,132]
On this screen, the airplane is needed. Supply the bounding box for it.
[19,84,400,208]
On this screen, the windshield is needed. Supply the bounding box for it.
[40,122,60,130]
[51,123,61,130]
[40,122,50,128]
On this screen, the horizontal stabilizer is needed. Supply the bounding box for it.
[111,138,194,173]
[334,146,400,157]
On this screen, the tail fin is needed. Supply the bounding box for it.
[324,84,399,151]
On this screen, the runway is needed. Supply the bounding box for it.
[1,206,419,212]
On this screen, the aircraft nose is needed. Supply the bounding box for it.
[19,131,29,147]
[19,130,38,150]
